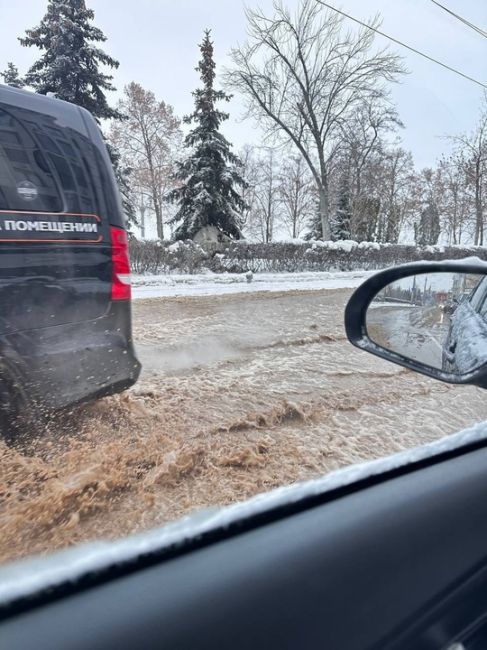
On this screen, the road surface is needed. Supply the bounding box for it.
[2,287,487,564]
[367,303,449,369]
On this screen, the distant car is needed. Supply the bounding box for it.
[0,84,140,428]
[443,277,487,373]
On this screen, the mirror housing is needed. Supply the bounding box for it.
[345,258,487,388]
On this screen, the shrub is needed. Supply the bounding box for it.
[129,239,487,275]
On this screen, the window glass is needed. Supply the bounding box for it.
[4,1,487,584]
[26,117,96,214]
[0,108,62,212]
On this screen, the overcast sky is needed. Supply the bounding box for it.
[1,0,486,169]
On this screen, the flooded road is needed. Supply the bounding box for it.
[2,287,487,565]
[367,303,449,369]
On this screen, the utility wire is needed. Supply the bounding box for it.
[430,0,487,39]
[315,0,487,90]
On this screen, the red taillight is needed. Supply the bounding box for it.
[111,226,131,301]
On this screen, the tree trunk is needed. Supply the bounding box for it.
[475,186,482,246]
[144,136,164,240]
[292,184,299,239]
[153,197,164,240]
[385,207,398,243]
[318,184,331,240]
[266,170,274,243]
[140,203,146,239]
[475,161,483,246]
[452,190,458,245]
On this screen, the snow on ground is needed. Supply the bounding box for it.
[131,270,374,299]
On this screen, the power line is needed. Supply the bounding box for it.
[315,0,487,90]
[430,0,487,40]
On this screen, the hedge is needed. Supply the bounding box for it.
[129,238,487,275]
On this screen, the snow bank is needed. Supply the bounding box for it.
[131,270,374,299]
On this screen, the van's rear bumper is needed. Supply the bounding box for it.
[0,302,141,411]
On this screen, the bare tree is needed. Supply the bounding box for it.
[413,168,442,245]
[448,103,487,245]
[109,82,183,240]
[344,103,402,197]
[436,154,471,245]
[240,146,282,242]
[253,147,281,243]
[226,0,405,239]
[342,103,401,239]
[238,144,259,235]
[375,147,415,243]
[278,155,315,238]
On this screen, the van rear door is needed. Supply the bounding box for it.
[0,91,117,335]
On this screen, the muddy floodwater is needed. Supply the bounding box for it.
[2,287,487,565]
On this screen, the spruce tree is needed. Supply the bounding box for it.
[0,62,24,88]
[415,202,441,246]
[20,0,136,223]
[334,174,352,240]
[20,0,121,121]
[167,30,246,241]
[106,143,138,229]
[304,196,322,240]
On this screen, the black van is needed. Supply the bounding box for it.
[0,84,140,422]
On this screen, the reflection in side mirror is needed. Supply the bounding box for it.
[366,272,487,375]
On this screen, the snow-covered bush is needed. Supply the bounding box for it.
[129,239,487,275]
[129,239,209,274]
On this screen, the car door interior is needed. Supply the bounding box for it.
[2,436,487,650]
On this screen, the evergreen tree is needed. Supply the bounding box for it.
[333,173,352,240]
[20,0,136,223]
[415,202,441,245]
[167,30,246,241]
[106,142,138,229]
[353,196,380,242]
[107,146,137,228]
[304,196,322,240]
[20,0,121,121]
[0,62,24,88]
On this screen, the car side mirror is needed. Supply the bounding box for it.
[344,260,487,388]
